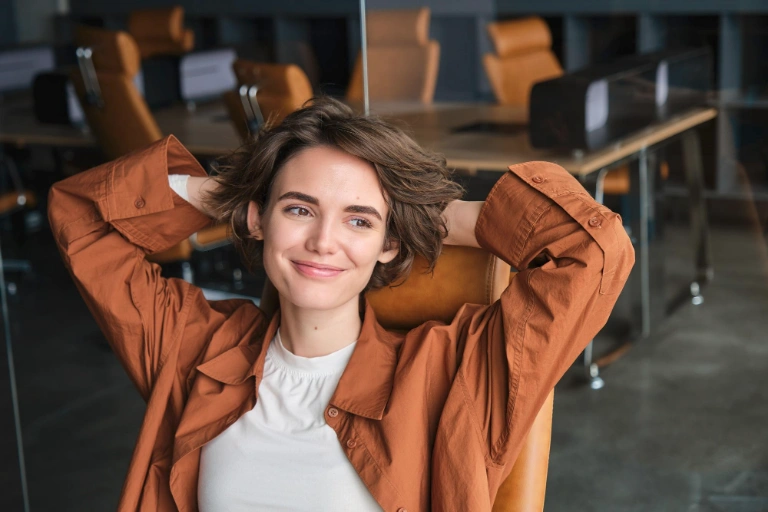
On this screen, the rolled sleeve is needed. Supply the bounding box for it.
[475,161,633,295]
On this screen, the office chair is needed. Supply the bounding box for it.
[127,6,194,59]
[261,246,553,511]
[71,25,229,282]
[222,60,314,141]
[347,7,440,104]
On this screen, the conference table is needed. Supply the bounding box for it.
[0,96,717,385]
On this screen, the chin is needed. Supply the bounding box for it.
[283,284,361,311]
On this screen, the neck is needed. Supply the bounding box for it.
[278,295,363,358]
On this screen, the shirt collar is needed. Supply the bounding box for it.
[195,299,400,420]
[195,307,279,385]
[330,300,400,420]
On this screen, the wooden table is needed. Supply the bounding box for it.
[360,103,716,387]
[1,98,717,386]
[0,98,716,176]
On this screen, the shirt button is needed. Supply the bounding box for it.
[346,439,356,448]
[531,175,544,183]
[588,216,602,228]
[134,198,146,209]
[327,407,339,418]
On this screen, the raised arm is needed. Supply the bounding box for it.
[445,161,634,472]
[48,136,218,399]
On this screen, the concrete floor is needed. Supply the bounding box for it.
[1,214,767,511]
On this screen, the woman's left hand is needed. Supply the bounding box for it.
[442,200,483,247]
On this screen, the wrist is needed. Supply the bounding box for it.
[186,176,217,217]
[443,200,482,247]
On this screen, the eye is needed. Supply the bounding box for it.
[349,217,373,229]
[285,206,312,217]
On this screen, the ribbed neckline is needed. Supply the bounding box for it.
[267,329,356,377]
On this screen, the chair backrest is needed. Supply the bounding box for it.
[224,60,314,141]
[346,8,440,104]
[72,26,162,160]
[261,246,552,511]
[483,16,563,108]
[128,6,194,59]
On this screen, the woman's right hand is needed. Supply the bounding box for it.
[186,176,219,217]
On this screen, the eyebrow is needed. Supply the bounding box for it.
[277,191,383,221]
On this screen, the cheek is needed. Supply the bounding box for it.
[344,236,387,268]
[262,215,304,251]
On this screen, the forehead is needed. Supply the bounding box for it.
[272,146,388,208]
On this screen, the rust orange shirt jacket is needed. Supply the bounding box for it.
[48,135,634,511]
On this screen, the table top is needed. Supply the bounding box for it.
[376,103,717,176]
[0,96,717,176]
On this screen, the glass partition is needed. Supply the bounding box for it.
[2,1,767,511]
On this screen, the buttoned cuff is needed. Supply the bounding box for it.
[96,136,211,253]
[474,165,553,270]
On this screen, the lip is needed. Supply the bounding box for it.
[291,260,346,278]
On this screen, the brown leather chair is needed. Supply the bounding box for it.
[261,246,553,511]
[347,8,440,104]
[128,6,194,59]
[223,60,314,141]
[71,25,228,272]
[484,17,632,196]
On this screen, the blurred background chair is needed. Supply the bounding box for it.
[71,25,228,281]
[261,246,553,512]
[483,17,563,109]
[223,60,314,141]
[127,6,194,59]
[346,7,440,104]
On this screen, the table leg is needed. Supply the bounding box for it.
[638,147,652,338]
[666,129,713,313]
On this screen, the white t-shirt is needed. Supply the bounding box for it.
[197,331,383,511]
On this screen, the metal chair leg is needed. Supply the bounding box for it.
[581,340,605,390]
[681,130,714,291]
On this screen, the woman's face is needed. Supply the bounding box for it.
[247,145,398,312]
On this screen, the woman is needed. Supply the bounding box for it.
[49,98,633,511]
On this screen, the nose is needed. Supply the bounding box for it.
[305,217,339,255]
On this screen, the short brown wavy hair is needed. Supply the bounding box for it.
[204,97,464,290]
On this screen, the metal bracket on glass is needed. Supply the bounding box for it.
[75,47,104,108]
[238,84,264,135]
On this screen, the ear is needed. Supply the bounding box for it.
[246,201,264,240]
[377,237,399,264]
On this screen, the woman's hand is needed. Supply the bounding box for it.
[186,176,219,218]
[442,200,483,247]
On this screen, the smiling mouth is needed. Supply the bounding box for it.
[291,260,346,278]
